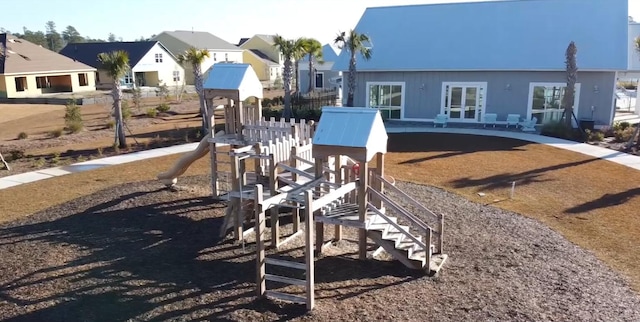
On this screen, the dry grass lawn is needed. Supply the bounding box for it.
[1,132,639,292]
[0,104,66,125]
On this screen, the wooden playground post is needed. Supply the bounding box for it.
[230,151,242,241]
[334,155,343,241]
[373,152,385,209]
[314,157,324,255]
[255,184,266,297]
[290,145,301,232]
[304,189,315,310]
[358,160,369,260]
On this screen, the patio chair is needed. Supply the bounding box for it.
[519,117,538,132]
[506,114,521,128]
[483,113,498,128]
[434,114,448,127]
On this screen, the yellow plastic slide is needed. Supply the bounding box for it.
[157,133,211,186]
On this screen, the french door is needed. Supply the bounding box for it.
[441,82,487,122]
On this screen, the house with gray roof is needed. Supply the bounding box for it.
[239,34,284,86]
[60,41,184,90]
[333,0,631,128]
[152,30,243,85]
[0,33,96,98]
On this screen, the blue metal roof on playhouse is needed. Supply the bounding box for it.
[333,0,628,72]
[203,63,263,99]
[313,107,387,161]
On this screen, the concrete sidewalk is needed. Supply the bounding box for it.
[2,126,640,190]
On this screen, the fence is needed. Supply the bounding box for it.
[243,117,316,144]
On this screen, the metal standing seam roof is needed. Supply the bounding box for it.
[0,33,96,75]
[333,0,628,71]
[203,63,263,100]
[161,30,241,51]
[313,107,388,160]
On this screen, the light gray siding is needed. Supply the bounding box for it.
[351,71,616,126]
[298,69,341,94]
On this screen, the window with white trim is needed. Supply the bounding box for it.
[123,72,133,85]
[225,53,228,61]
[155,53,163,63]
[367,82,404,120]
[213,53,217,61]
[528,82,581,125]
[172,70,181,82]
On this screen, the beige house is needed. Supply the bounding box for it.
[238,35,284,85]
[0,33,96,98]
[152,31,243,85]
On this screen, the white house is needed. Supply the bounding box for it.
[153,31,243,85]
[60,41,185,89]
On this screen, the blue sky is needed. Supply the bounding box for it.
[2,0,638,46]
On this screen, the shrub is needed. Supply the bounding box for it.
[33,157,46,168]
[8,149,25,161]
[613,121,631,132]
[122,100,132,121]
[614,127,635,142]
[156,103,171,113]
[540,121,578,140]
[146,108,158,118]
[64,99,83,133]
[17,132,28,140]
[106,120,115,129]
[50,128,64,138]
[584,129,605,142]
[51,152,61,165]
[132,86,143,112]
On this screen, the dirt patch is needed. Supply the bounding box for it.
[0,176,638,321]
[0,104,65,124]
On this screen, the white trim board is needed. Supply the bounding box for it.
[440,81,488,123]
[526,82,581,125]
[365,81,406,120]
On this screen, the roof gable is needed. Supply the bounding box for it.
[161,31,239,51]
[59,41,167,69]
[1,33,95,75]
[313,107,388,161]
[203,63,263,100]
[300,44,339,63]
[334,0,629,71]
[248,49,278,65]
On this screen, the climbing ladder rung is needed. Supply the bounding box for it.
[265,274,306,286]
[265,290,307,304]
[265,258,306,270]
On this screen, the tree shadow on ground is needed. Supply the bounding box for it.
[564,187,640,214]
[388,133,530,164]
[449,158,598,190]
[0,185,422,321]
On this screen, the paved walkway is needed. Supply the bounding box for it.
[1,125,640,191]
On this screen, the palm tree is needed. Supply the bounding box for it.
[273,35,305,119]
[301,38,324,93]
[98,50,130,148]
[631,37,640,149]
[177,47,210,133]
[562,41,577,129]
[334,30,372,107]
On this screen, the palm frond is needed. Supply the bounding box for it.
[177,47,210,66]
[97,50,130,78]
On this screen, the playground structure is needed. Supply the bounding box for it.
[157,63,447,311]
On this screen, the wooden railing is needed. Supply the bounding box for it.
[244,117,315,144]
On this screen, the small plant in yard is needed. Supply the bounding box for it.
[50,128,64,138]
[8,149,25,161]
[132,86,143,112]
[112,143,121,154]
[33,157,46,168]
[106,120,116,129]
[157,82,170,102]
[64,98,84,133]
[584,129,605,142]
[17,132,28,140]
[614,127,635,143]
[118,100,132,122]
[51,152,61,165]
[156,103,171,113]
[146,108,158,118]
[76,155,87,163]
[97,147,104,157]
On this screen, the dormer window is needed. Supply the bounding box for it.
[155,53,163,63]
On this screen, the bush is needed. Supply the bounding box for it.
[50,128,64,138]
[613,121,631,132]
[17,132,28,140]
[614,127,635,142]
[122,100,132,121]
[146,108,158,118]
[584,129,605,142]
[8,149,25,161]
[294,108,322,121]
[156,103,171,113]
[106,120,115,129]
[64,99,83,133]
[540,121,581,140]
